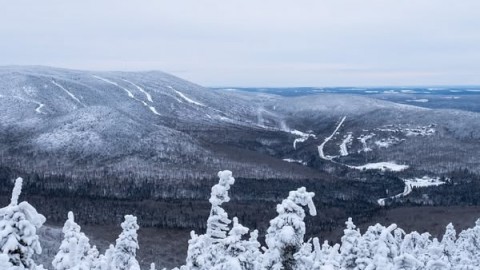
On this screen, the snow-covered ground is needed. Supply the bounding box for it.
[378,176,446,206]
[405,126,435,136]
[374,137,403,148]
[282,158,307,166]
[339,133,353,156]
[376,124,435,137]
[357,133,375,153]
[406,99,429,103]
[318,116,346,160]
[289,129,316,149]
[349,162,409,172]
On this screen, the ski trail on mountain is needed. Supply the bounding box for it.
[318,116,346,160]
[339,133,352,156]
[122,79,153,102]
[52,80,84,105]
[94,75,160,116]
[169,86,205,106]
[93,75,134,98]
[2,95,46,114]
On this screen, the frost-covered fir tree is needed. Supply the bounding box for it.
[209,217,260,270]
[440,223,456,262]
[207,170,235,240]
[86,246,100,270]
[452,219,480,269]
[0,254,12,269]
[112,215,140,270]
[262,187,317,270]
[294,239,315,270]
[339,218,361,269]
[0,177,46,269]
[52,211,92,270]
[184,170,237,270]
[400,231,431,266]
[425,239,450,270]
[367,224,398,270]
[97,244,115,270]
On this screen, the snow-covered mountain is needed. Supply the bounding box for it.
[2,66,480,245]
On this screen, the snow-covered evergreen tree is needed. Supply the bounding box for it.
[0,177,46,269]
[425,238,450,270]
[262,187,317,270]
[112,215,140,270]
[339,218,361,269]
[52,211,92,270]
[441,223,456,262]
[367,224,398,270]
[184,170,239,270]
[452,219,480,269]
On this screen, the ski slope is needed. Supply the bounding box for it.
[318,116,346,160]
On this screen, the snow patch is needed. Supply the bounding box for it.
[406,99,429,103]
[374,137,403,148]
[349,162,409,172]
[339,132,353,156]
[357,133,375,153]
[289,130,316,149]
[282,159,307,166]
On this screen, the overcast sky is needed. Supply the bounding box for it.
[1,0,479,87]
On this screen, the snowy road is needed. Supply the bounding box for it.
[377,176,445,206]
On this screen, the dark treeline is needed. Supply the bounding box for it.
[0,165,406,241]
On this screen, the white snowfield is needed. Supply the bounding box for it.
[349,162,409,172]
[318,116,346,160]
[169,86,205,107]
[378,176,446,206]
[52,80,83,105]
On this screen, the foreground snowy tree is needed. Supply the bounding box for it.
[52,211,92,270]
[184,170,240,270]
[0,177,46,269]
[112,215,140,270]
[339,218,361,269]
[262,187,317,270]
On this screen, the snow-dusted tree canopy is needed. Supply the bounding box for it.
[1,173,479,270]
